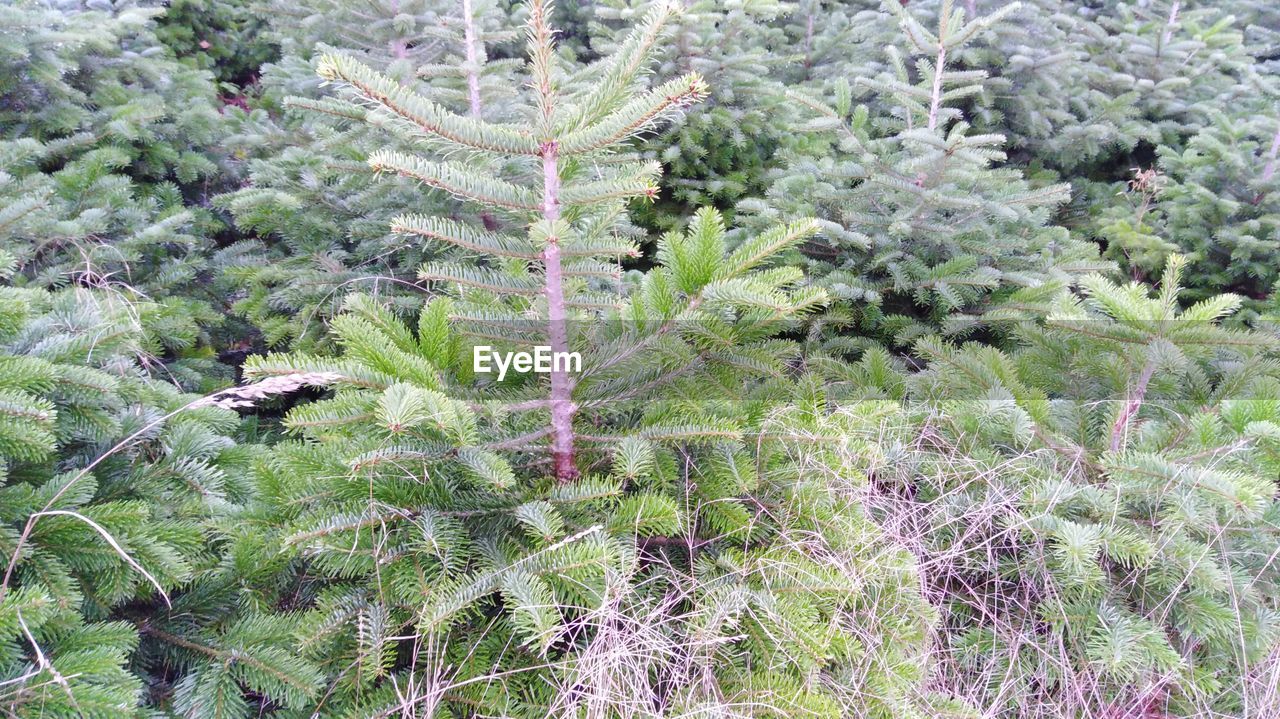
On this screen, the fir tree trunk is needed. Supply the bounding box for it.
[461,0,483,118]
[540,140,578,481]
[390,0,407,60]
[927,43,946,132]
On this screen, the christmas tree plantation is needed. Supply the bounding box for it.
[2,1,1279,717]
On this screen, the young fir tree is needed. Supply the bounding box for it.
[832,256,1280,717]
[215,0,522,350]
[155,0,276,86]
[0,0,234,360]
[0,285,293,717]
[751,0,1106,348]
[953,0,1267,173]
[299,0,722,480]
[587,0,798,227]
[778,0,902,89]
[1090,1,1264,134]
[951,0,1152,172]
[177,2,960,716]
[1093,111,1280,309]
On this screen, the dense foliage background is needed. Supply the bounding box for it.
[1,0,1278,717]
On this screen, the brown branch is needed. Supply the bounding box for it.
[1110,357,1156,453]
[541,141,578,482]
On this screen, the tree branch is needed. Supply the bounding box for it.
[1110,356,1156,453]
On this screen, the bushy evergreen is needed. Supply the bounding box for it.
[824,257,1280,716]
[754,2,1106,347]
[0,0,234,356]
[226,279,949,716]
[0,286,256,716]
[968,0,1266,171]
[587,0,795,227]
[183,2,960,713]
[214,0,525,350]
[1095,112,1280,310]
[156,0,277,86]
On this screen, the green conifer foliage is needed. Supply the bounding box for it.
[306,0,713,478]
[833,256,1280,717]
[173,4,960,715]
[956,0,1151,171]
[156,0,276,85]
[0,287,276,717]
[1086,1,1265,132]
[958,1,1280,311]
[215,0,524,350]
[756,1,1106,347]
[0,0,232,356]
[588,0,797,226]
[955,0,1270,173]
[6,1,1280,717]
[781,0,898,86]
[1094,112,1280,309]
[223,261,949,716]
